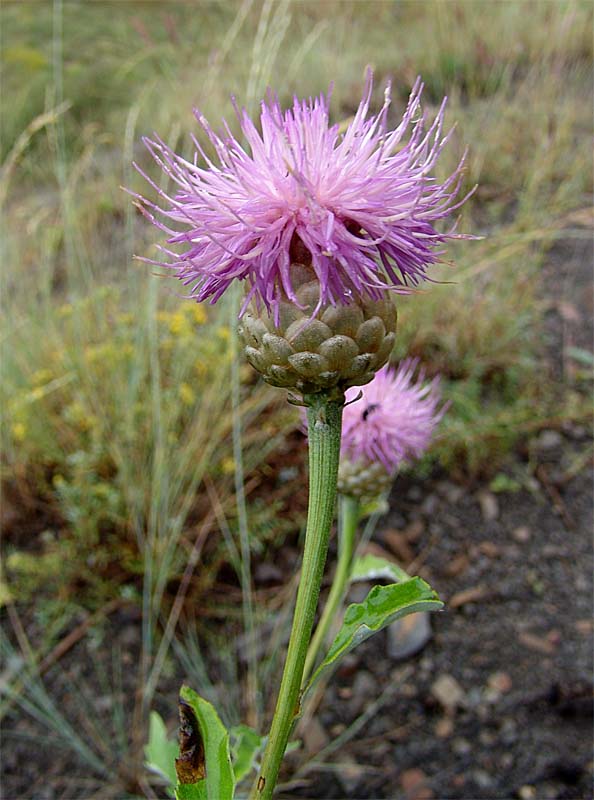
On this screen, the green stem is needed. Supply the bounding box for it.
[249,394,343,800]
[302,494,361,685]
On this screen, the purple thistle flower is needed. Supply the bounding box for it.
[340,359,447,475]
[133,71,473,320]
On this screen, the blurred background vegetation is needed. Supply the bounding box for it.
[1,0,592,796]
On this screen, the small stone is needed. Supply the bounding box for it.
[437,480,465,504]
[348,671,376,717]
[449,586,488,609]
[500,718,518,745]
[479,541,500,558]
[473,770,493,789]
[518,631,556,655]
[575,619,593,635]
[518,785,537,800]
[512,526,531,543]
[388,612,432,660]
[536,430,563,451]
[487,671,513,694]
[400,768,434,800]
[335,755,364,796]
[444,553,470,577]
[452,737,472,756]
[434,716,454,738]
[431,674,465,712]
[479,729,496,745]
[477,490,499,521]
[421,493,439,515]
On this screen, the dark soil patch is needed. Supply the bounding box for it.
[287,449,593,800]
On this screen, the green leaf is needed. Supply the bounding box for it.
[350,553,409,584]
[175,686,234,800]
[230,724,265,784]
[176,782,207,800]
[306,578,443,691]
[145,711,178,793]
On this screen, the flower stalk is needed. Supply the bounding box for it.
[302,493,361,685]
[249,394,343,800]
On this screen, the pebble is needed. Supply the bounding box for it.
[479,541,500,558]
[348,671,376,717]
[434,716,454,738]
[444,553,470,577]
[518,785,537,800]
[536,430,563,451]
[487,671,513,693]
[330,722,346,736]
[500,719,518,745]
[431,674,465,712]
[512,525,531,543]
[400,768,434,800]
[421,493,440,515]
[479,729,496,746]
[477,490,499,521]
[473,769,493,789]
[388,612,432,661]
[452,737,472,756]
[436,480,465,504]
[335,755,364,796]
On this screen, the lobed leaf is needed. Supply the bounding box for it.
[306,578,443,691]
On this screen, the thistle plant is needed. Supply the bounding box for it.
[135,71,471,800]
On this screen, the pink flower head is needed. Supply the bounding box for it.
[341,360,447,474]
[133,71,472,321]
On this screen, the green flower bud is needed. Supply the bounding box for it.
[337,459,393,501]
[238,266,397,399]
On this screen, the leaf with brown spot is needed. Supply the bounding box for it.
[175,699,206,785]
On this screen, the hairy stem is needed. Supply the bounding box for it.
[249,394,343,800]
[302,493,361,685]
